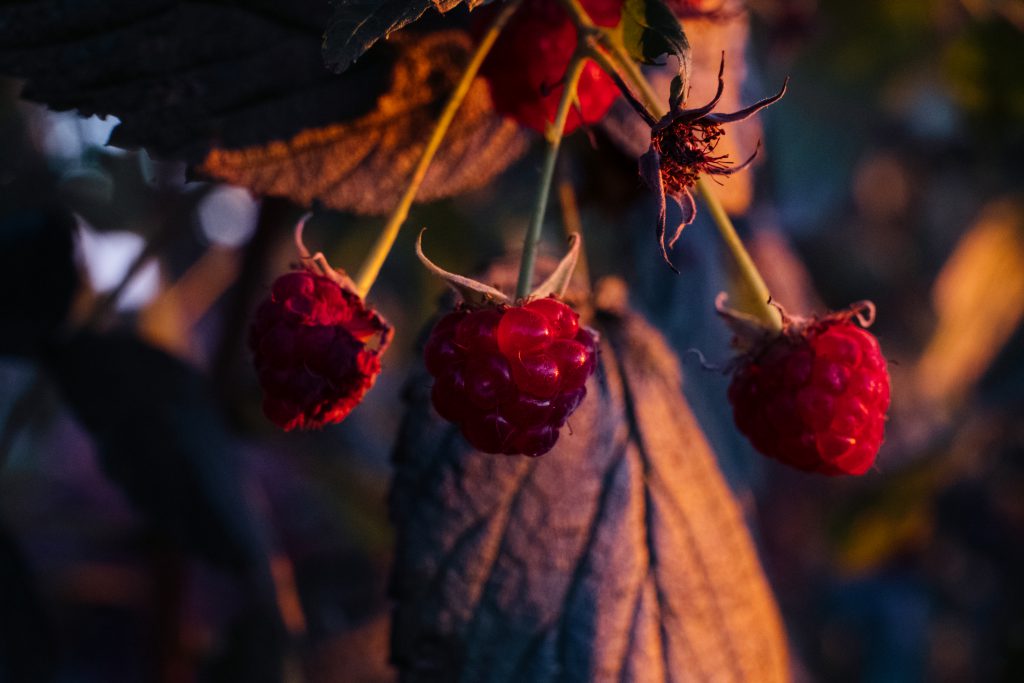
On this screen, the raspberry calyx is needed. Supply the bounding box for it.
[725,300,890,476]
[425,297,598,457]
[248,217,392,431]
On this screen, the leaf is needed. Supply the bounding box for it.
[914,197,1024,405]
[323,0,478,73]
[199,30,529,215]
[0,206,77,357]
[0,519,57,683]
[0,0,390,163]
[44,332,268,573]
[390,283,790,682]
[621,0,690,66]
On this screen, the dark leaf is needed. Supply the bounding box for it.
[0,206,77,356]
[390,282,789,681]
[44,332,267,573]
[621,0,690,66]
[323,0,478,73]
[0,520,57,683]
[200,31,528,215]
[0,0,388,163]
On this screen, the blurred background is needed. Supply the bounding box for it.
[1,0,1022,681]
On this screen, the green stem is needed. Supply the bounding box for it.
[353,0,522,299]
[567,5,783,331]
[515,56,587,300]
[696,178,782,331]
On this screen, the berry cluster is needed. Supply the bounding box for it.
[249,270,391,431]
[425,298,598,456]
[475,0,622,133]
[728,315,890,476]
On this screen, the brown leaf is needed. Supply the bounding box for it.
[390,279,789,682]
[323,0,483,74]
[199,31,529,215]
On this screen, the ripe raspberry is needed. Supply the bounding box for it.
[727,312,890,476]
[425,297,598,456]
[249,270,392,431]
[474,0,623,133]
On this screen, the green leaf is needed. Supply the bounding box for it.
[620,0,690,65]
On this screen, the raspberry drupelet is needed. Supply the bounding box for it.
[425,297,598,456]
[727,306,890,476]
[473,0,623,133]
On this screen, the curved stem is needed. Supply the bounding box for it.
[353,0,522,299]
[515,56,587,300]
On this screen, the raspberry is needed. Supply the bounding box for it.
[425,297,598,456]
[727,314,890,476]
[249,270,392,431]
[474,0,623,133]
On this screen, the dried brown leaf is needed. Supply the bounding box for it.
[200,31,529,215]
[390,280,789,682]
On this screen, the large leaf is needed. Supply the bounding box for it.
[390,283,789,681]
[44,331,267,573]
[323,0,482,73]
[0,0,388,163]
[200,31,529,215]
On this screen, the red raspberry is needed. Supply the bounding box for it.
[727,313,890,476]
[474,0,623,133]
[425,297,598,456]
[249,270,392,431]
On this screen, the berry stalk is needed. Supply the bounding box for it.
[515,55,587,300]
[559,0,783,333]
[353,0,522,299]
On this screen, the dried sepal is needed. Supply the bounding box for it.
[528,233,582,301]
[416,229,511,307]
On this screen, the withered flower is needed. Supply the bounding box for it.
[640,59,787,270]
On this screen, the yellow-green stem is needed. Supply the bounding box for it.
[515,56,587,300]
[353,0,521,298]
[696,178,782,331]
[573,9,783,331]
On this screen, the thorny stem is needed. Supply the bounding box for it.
[353,0,522,299]
[559,0,782,332]
[515,56,587,300]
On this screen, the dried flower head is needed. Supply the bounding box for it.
[640,58,787,270]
